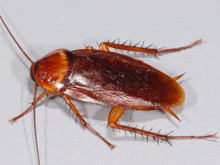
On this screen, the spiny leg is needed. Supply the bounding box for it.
[99,43,110,52]
[62,95,115,149]
[10,91,48,124]
[157,40,202,54]
[108,107,217,144]
[108,107,169,140]
[99,39,202,56]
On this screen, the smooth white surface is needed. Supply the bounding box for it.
[0,1,219,165]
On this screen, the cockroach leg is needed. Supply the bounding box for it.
[86,46,93,50]
[9,91,48,124]
[157,40,202,54]
[99,39,202,55]
[168,133,217,140]
[108,107,169,140]
[99,43,110,52]
[173,72,186,81]
[108,107,217,143]
[62,95,115,149]
[108,107,126,124]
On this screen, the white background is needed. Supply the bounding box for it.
[0,1,219,165]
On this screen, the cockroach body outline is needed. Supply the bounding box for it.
[0,16,217,165]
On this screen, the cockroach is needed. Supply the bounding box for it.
[0,16,217,165]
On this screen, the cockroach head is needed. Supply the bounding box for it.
[30,49,73,94]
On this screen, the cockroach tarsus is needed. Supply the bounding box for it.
[0,15,217,165]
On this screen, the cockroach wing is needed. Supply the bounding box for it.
[64,49,185,110]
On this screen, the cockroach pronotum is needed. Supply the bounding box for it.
[0,16,217,165]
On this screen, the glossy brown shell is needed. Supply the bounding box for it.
[66,49,185,109]
[31,49,185,110]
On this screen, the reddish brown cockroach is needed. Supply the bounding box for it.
[0,16,217,165]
